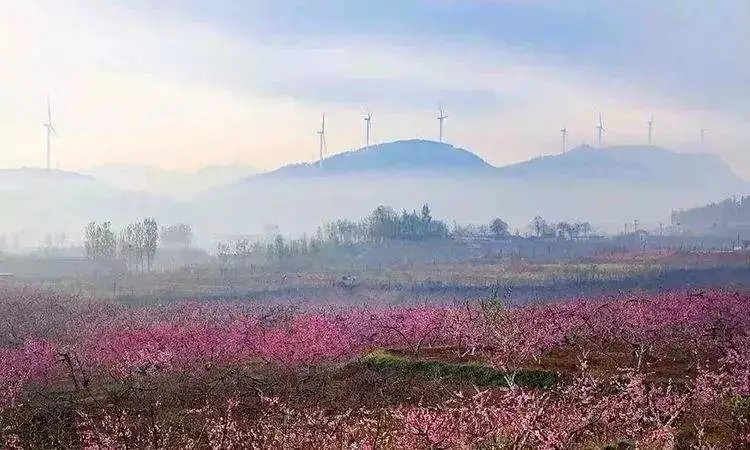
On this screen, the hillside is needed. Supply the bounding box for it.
[3,142,743,248]
[83,163,258,199]
[237,141,742,188]
[254,140,493,179]
[193,142,746,240]
[497,145,745,186]
[0,169,184,249]
[671,195,750,232]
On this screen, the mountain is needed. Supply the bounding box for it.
[0,167,92,190]
[254,139,493,180]
[5,142,742,250]
[195,141,747,241]
[83,164,258,199]
[496,145,744,187]
[240,141,741,187]
[0,168,184,249]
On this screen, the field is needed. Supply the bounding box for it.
[1,249,749,447]
[37,247,750,306]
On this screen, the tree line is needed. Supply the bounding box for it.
[528,216,593,240]
[84,219,193,272]
[320,204,450,244]
[216,204,451,266]
[215,204,596,268]
[84,205,596,270]
[671,195,750,231]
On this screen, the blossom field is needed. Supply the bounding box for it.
[0,287,749,448]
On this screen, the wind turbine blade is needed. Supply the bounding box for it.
[47,94,51,123]
[50,125,57,136]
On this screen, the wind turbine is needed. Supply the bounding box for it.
[317,113,327,168]
[43,94,57,171]
[364,110,372,150]
[437,104,447,143]
[596,113,605,148]
[560,126,568,154]
[647,114,654,146]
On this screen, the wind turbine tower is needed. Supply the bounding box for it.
[43,94,57,171]
[701,128,707,148]
[647,114,654,146]
[437,104,447,143]
[364,110,372,150]
[317,113,327,168]
[560,126,568,154]
[596,113,605,148]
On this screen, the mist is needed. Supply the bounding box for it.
[0,165,744,251]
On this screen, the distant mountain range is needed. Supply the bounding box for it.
[496,144,744,186]
[0,140,746,248]
[0,169,183,249]
[82,163,258,199]
[222,140,742,187]
[76,140,747,193]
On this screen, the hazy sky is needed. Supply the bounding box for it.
[1,1,748,174]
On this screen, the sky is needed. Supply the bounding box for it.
[1,0,748,175]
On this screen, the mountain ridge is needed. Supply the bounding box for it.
[227,140,744,188]
[0,140,744,249]
[253,139,493,180]
[496,144,744,185]
[82,163,258,199]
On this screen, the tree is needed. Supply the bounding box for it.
[556,222,574,240]
[234,238,251,267]
[118,223,143,272]
[489,218,510,238]
[84,221,99,259]
[142,218,159,271]
[421,204,432,224]
[216,243,230,276]
[368,206,397,241]
[160,224,193,250]
[531,216,547,238]
[273,235,286,260]
[579,222,592,238]
[84,221,116,260]
[43,233,53,257]
[115,220,156,273]
[100,222,117,258]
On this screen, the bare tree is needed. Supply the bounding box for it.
[118,223,142,272]
[217,243,231,277]
[100,222,117,258]
[84,221,99,259]
[234,238,251,268]
[160,223,194,250]
[531,216,547,238]
[84,221,116,260]
[142,218,159,272]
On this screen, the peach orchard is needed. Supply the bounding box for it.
[0,288,748,447]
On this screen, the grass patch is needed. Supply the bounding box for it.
[362,350,558,389]
[728,395,750,419]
